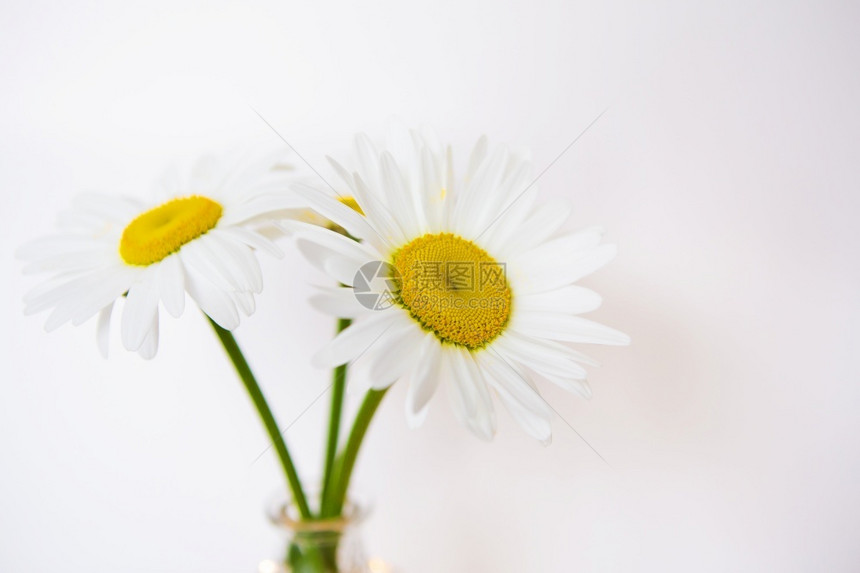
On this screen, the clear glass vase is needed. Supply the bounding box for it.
[260,495,371,573]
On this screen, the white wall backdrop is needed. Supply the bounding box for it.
[2,1,859,571]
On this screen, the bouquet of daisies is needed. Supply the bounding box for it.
[19,125,627,572]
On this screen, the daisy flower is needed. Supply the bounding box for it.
[288,127,629,443]
[19,153,302,359]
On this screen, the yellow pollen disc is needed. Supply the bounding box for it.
[119,196,223,266]
[391,233,512,349]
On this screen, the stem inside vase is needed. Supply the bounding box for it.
[267,493,371,573]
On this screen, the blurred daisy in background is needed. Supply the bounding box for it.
[18,152,302,359]
[288,126,629,443]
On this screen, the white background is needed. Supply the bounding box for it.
[2,1,859,571]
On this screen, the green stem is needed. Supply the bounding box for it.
[208,318,311,520]
[328,388,389,516]
[320,318,352,517]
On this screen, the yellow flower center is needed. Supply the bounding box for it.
[119,196,223,266]
[391,233,512,349]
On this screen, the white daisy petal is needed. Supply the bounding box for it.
[231,290,256,317]
[31,277,113,316]
[512,313,631,345]
[419,145,445,230]
[538,225,606,253]
[23,269,90,306]
[404,334,443,427]
[96,302,114,358]
[218,227,284,258]
[404,382,429,428]
[206,231,263,293]
[496,157,533,205]
[325,156,359,193]
[495,333,588,380]
[507,331,602,368]
[516,285,603,315]
[492,199,572,257]
[291,182,381,245]
[385,121,419,177]
[289,221,379,286]
[17,235,108,262]
[564,348,601,367]
[465,135,488,184]
[137,312,159,360]
[309,286,374,319]
[69,267,140,326]
[536,372,593,399]
[219,194,305,226]
[38,267,135,332]
[367,317,425,389]
[447,349,481,420]
[312,310,399,369]
[121,270,160,351]
[416,126,443,158]
[157,254,186,318]
[178,241,237,291]
[296,241,359,287]
[477,160,535,231]
[184,265,240,330]
[379,151,421,236]
[512,243,617,294]
[354,132,382,192]
[352,173,407,245]
[70,194,144,225]
[197,236,257,291]
[493,334,592,398]
[478,192,539,257]
[454,145,509,235]
[22,249,115,275]
[447,348,496,440]
[479,352,553,444]
[26,264,135,318]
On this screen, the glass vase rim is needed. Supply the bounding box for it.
[266,490,371,534]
